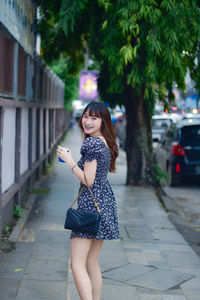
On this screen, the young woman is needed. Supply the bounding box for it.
[57,101,120,300]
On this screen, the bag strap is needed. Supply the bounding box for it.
[71,174,101,214]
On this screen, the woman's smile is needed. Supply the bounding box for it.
[84,125,94,130]
[82,111,102,136]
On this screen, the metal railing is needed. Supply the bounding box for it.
[0,23,72,235]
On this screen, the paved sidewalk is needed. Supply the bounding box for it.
[1,126,200,300]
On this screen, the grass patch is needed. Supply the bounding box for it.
[30,188,50,195]
[154,163,169,186]
[13,205,24,218]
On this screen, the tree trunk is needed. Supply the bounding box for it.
[124,85,156,186]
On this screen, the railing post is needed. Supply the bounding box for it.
[26,55,30,101]
[14,107,21,206]
[13,42,19,100]
[0,107,4,237]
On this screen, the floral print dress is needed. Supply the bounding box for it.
[70,136,120,240]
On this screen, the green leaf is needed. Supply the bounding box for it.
[13,205,23,219]
[101,20,108,30]
[120,44,134,65]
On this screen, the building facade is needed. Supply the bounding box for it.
[0,0,71,235]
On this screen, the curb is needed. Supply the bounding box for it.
[9,195,36,243]
[159,187,200,257]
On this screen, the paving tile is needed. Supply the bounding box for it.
[35,229,68,244]
[0,242,33,264]
[18,228,38,242]
[31,242,68,261]
[101,284,139,300]
[180,276,200,290]
[145,251,165,262]
[182,290,200,300]
[138,242,159,250]
[0,246,31,281]
[0,278,19,300]
[143,248,161,253]
[144,217,175,229]
[129,268,192,291]
[157,244,192,252]
[163,290,185,296]
[148,261,169,268]
[162,251,200,268]
[152,229,187,244]
[0,264,25,280]
[24,258,68,280]
[102,239,124,251]
[125,225,154,240]
[16,280,67,300]
[173,268,200,276]
[162,296,186,300]
[103,263,154,282]
[125,248,142,253]
[67,282,79,300]
[125,251,149,265]
[139,294,162,300]
[123,241,142,250]
[99,240,128,272]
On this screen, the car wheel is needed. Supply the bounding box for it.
[168,164,180,187]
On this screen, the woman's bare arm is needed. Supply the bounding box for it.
[57,146,97,187]
[72,160,97,187]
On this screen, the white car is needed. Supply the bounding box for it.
[152,114,174,144]
[182,113,200,121]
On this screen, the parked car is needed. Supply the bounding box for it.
[154,119,200,186]
[152,114,174,143]
[116,114,175,150]
[182,113,200,121]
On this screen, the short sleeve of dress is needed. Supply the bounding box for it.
[80,137,103,162]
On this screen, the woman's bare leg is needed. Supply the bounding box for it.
[70,238,93,300]
[86,240,103,300]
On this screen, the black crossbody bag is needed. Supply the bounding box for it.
[64,175,101,235]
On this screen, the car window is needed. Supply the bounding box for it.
[173,128,179,140]
[152,119,172,128]
[161,124,176,145]
[166,124,176,138]
[181,125,200,140]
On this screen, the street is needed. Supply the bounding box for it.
[163,178,200,231]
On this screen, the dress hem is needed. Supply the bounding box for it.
[70,235,120,241]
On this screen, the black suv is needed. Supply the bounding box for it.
[155,119,200,186]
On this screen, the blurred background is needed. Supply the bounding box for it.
[1,0,200,241]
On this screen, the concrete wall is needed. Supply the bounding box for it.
[20,108,29,176]
[2,107,16,193]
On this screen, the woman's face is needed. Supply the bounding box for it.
[82,110,102,136]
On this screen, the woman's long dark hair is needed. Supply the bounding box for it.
[79,102,119,172]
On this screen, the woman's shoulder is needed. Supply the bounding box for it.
[81,136,105,154]
[82,136,104,146]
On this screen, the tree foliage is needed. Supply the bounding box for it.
[50,56,79,109]
[38,0,200,106]
[37,0,200,185]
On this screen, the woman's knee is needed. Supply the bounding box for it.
[86,257,98,269]
[71,258,87,273]
[70,260,80,273]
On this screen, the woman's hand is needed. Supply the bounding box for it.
[57,146,97,187]
[57,146,76,168]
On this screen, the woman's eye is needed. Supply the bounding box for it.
[92,117,97,120]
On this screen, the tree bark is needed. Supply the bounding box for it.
[124,85,156,186]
